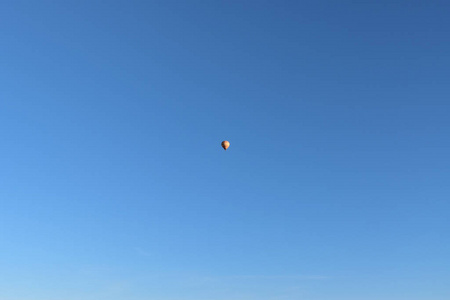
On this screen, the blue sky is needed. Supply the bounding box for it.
[1,1,449,299]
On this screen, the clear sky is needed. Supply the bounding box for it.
[1,1,449,299]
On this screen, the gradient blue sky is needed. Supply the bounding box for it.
[1,1,449,299]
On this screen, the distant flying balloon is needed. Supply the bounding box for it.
[221,141,230,150]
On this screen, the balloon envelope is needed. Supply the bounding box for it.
[221,141,230,150]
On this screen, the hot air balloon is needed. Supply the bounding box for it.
[221,141,230,150]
